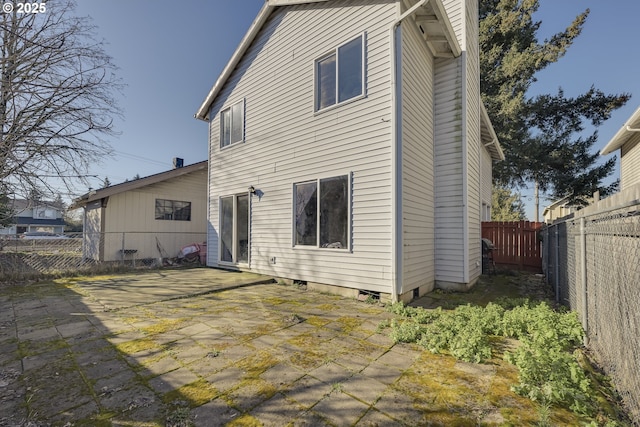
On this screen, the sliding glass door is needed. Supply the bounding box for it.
[220,194,249,264]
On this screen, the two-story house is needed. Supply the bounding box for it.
[195,0,503,302]
[0,199,66,236]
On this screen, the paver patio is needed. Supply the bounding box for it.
[0,267,579,426]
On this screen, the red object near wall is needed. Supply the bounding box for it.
[481,221,543,272]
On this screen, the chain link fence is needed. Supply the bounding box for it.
[542,202,640,424]
[0,232,207,282]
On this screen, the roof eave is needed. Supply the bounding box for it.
[600,106,640,156]
[430,0,462,58]
[480,102,505,161]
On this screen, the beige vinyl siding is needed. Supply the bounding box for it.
[400,21,435,294]
[83,202,103,261]
[208,1,396,293]
[465,0,481,282]
[434,55,464,284]
[441,0,464,48]
[621,136,640,189]
[101,170,207,261]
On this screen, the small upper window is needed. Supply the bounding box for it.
[315,34,364,111]
[220,99,245,148]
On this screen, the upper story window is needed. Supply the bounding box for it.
[220,99,245,148]
[315,34,365,112]
[155,199,192,221]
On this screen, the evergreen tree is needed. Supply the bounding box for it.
[491,185,526,221]
[0,191,12,228]
[480,0,630,204]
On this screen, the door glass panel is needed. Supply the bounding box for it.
[237,194,249,263]
[220,197,233,262]
[295,182,318,246]
[320,175,348,248]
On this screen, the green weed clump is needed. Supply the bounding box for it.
[382,299,603,419]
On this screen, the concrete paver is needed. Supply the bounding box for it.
[0,267,516,426]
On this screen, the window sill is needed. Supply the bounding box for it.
[219,140,245,151]
[314,94,366,116]
[292,245,351,253]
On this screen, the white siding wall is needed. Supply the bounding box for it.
[621,136,640,190]
[434,55,464,284]
[400,22,435,293]
[433,0,483,287]
[208,1,397,293]
[434,56,464,284]
[465,0,482,283]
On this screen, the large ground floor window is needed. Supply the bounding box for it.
[294,174,349,249]
[220,194,249,263]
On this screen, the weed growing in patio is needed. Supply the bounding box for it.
[382,299,629,425]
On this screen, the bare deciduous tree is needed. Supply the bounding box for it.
[0,0,122,199]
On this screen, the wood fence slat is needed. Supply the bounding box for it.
[481,220,543,272]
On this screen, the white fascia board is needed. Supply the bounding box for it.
[480,101,505,161]
[600,106,640,155]
[195,3,275,121]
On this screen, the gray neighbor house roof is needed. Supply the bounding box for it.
[70,160,208,210]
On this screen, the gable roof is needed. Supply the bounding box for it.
[600,106,640,155]
[195,0,461,121]
[70,161,208,210]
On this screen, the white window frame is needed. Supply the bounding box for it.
[314,33,366,113]
[292,173,351,251]
[219,99,245,149]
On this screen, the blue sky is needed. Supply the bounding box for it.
[70,0,640,221]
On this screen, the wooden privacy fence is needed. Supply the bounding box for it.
[481,221,543,272]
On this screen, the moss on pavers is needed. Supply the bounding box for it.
[162,378,218,408]
[115,337,163,355]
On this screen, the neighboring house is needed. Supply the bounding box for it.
[583,105,640,214]
[195,0,504,302]
[601,106,640,191]
[70,160,208,262]
[0,199,65,235]
[543,196,580,224]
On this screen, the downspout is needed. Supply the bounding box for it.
[390,0,430,303]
